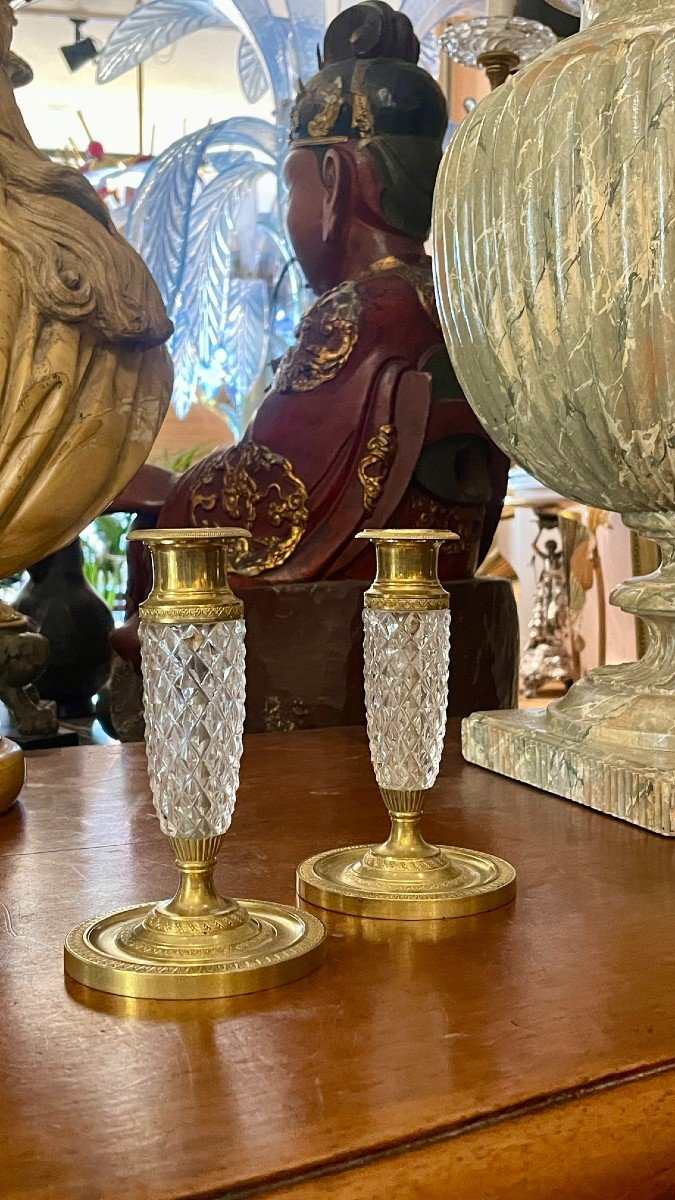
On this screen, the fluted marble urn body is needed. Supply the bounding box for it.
[433,0,675,833]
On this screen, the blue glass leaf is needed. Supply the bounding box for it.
[260,229,306,337]
[96,0,230,84]
[203,150,254,175]
[172,161,266,358]
[126,125,218,310]
[255,217,305,346]
[126,117,279,310]
[98,0,293,123]
[218,0,293,120]
[419,30,440,77]
[169,161,271,415]
[285,0,325,84]
[237,36,269,103]
[202,116,280,162]
[220,276,270,415]
[169,294,201,418]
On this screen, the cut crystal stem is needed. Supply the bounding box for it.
[363,607,451,793]
[363,604,451,872]
[139,618,246,839]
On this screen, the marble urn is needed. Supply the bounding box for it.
[433,0,675,835]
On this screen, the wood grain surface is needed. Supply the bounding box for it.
[0,726,673,1200]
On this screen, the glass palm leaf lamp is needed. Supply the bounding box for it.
[297,530,516,920]
[65,528,325,999]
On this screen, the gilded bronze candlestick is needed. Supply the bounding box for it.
[297,530,516,920]
[65,528,325,999]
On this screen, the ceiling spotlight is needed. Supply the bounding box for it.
[60,19,98,73]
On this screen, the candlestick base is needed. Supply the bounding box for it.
[66,833,326,999]
[297,842,515,920]
[65,898,326,999]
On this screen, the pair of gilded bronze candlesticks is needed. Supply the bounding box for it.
[64,528,516,1000]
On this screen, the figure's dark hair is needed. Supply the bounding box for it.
[295,1,445,241]
[365,135,441,241]
[307,136,441,242]
[323,0,420,66]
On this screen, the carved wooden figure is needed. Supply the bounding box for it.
[157,0,509,584]
[109,1,518,739]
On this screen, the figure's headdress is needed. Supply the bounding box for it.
[289,0,447,151]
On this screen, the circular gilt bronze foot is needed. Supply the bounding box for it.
[297,842,516,920]
[64,898,326,999]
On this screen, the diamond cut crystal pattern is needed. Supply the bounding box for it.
[139,619,246,837]
[364,608,451,792]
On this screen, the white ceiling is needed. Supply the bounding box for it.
[13,2,270,155]
[19,0,142,20]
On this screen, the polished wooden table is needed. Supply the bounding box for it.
[1,726,673,1200]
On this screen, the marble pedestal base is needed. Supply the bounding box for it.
[462,709,674,837]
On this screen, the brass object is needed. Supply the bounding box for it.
[133,526,246,623]
[358,424,397,513]
[358,527,454,611]
[0,736,24,814]
[66,839,325,1001]
[298,826,517,921]
[190,442,309,574]
[477,49,520,89]
[274,282,361,393]
[65,528,325,999]
[297,529,516,920]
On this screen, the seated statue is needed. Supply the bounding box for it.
[110,0,519,737]
[157,0,509,582]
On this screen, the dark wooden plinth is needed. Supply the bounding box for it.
[242,576,518,732]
